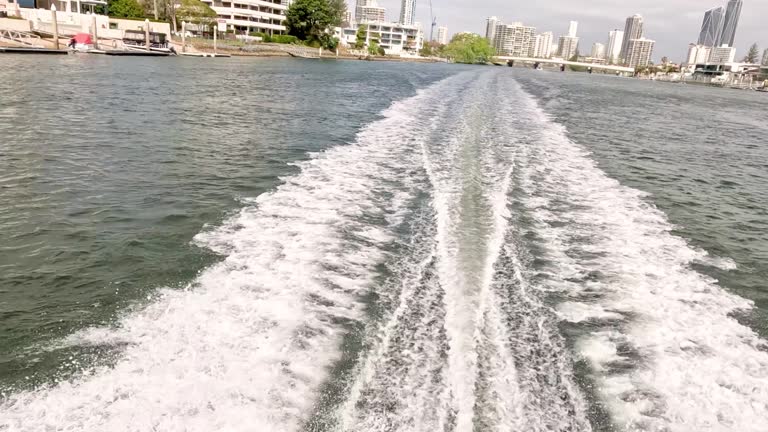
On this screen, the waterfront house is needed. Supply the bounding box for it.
[335,21,424,57]
[2,0,171,48]
[200,0,288,36]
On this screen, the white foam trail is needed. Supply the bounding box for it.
[0,76,455,432]
[420,75,522,431]
[512,79,768,431]
[338,71,592,432]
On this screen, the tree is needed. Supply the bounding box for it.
[419,41,444,58]
[175,0,216,26]
[443,33,494,64]
[325,0,346,28]
[108,0,144,18]
[285,0,340,42]
[354,25,366,49]
[319,33,339,50]
[368,32,381,55]
[762,48,768,66]
[743,43,759,63]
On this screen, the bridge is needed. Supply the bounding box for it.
[495,56,636,75]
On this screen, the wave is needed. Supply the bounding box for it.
[2,69,766,432]
[0,73,453,432]
[510,80,768,431]
[337,71,591,432]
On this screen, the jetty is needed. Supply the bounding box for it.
[180,52,231,58]
[0,46,67,54]
[0,7,224,58]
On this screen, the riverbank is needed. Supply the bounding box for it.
[188,39,441,63]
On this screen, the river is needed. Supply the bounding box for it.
[1,56,766,431]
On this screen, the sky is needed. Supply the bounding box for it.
[368,0,767,62]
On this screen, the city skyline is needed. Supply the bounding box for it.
[372,0,765,60]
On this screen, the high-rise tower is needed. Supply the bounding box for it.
[626,38,654,68]
[355,0,373,23]
[620,14,643,62]
[607,29,624,63]
[486,16,500,41]
[718,0,742,47]
[436,26,448,45]
[399,0,416,26]
[698,7,724,47]
[568,21,578,37]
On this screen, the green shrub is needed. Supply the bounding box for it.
[248,32,271,42]
[272,35,299,44]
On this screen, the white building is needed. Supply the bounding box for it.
[531,31,553,58]
[607,29,624,63]
[336,21,423,56]
[359,5,385,23]
[355,0,371,22]
[485,16,499,41]
[557,35,578,59]
[201,0,288,35]
[343,10,353,26]
[435,25,448,44]
[399,0,415,26]
[568,21,578,37]
[686,44,712,65]
[620,14,644,62]
[493,22,535,57]
[591,42,606,59]
[6,1,174,44]
[709,45,736,64]
[626,37,654,68]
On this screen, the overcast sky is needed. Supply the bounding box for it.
[370,0,767,61]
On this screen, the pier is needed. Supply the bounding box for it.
[0,46,67,54]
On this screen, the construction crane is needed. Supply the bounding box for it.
[429,0,437,42]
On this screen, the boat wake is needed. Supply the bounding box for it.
[2,70,767,432]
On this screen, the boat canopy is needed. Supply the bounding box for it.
[72,33,93,45]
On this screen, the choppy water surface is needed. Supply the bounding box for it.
[1,58,766,432]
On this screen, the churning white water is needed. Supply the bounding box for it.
[2,70,766,432]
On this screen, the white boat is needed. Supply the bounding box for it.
[122,30,177,55]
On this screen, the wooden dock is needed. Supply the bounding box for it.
[180,52,231,58]
[103,50,171,56]
[0,47,68,55]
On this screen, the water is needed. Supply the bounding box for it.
[0,58,766,431]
